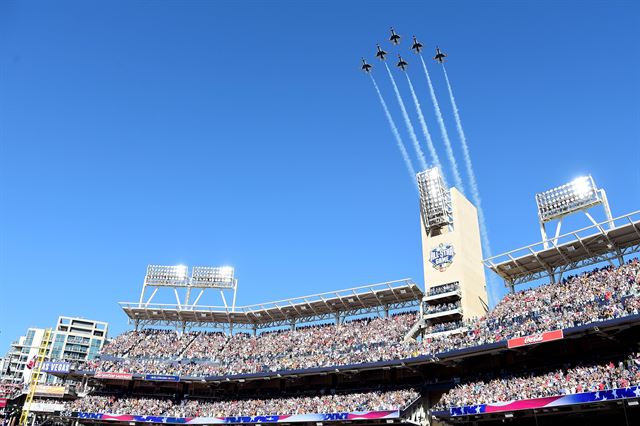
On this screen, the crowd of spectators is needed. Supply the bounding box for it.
[419,259,640,354]
[427,282,459,296]
[425,302,461,315]
[77,260,639,378]
[65,389,420,417]
[434,352,640,409]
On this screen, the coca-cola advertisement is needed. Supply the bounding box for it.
[507,329,564,349]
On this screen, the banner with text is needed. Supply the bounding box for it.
[41,361,71,374]
[507,329,564,349]
[34,385,66,397]
[95,371,133,380]
[144,374,180,382]
[446,386,640,416]
[66,410,400,424]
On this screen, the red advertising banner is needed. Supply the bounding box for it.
[507,329,564,349]
[94,371,133,380]
[0,398,7,408]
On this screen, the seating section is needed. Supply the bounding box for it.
[434,352,640,409]
[80,260,639,378]
[64,389,420,417]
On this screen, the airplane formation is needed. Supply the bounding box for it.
[361,27,447,73]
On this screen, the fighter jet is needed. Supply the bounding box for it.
[389,27,401,45]
[361,58,372,73]
[410,36,423,54]
[433,47,447,64]
[396,55,408,71]
[375,44,387,61]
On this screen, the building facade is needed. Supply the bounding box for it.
[0,316,108,385]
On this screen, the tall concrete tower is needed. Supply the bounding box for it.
[417,168,488,337]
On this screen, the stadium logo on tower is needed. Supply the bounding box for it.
[430,243,455,272]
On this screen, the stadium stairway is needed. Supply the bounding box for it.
[176,332,202,359]
[404,317,426,342]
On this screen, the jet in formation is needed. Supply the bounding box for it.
[433,47,447,64]
[410,36,423,54]
[389,27,401,45]
[375,44,387,61]
[361,58,372,73]
[396,55,408,71]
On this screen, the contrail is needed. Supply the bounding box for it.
[442,64,498,306]
[369,73,417,185]
[384,62,428,171]
[403,71,443,178]
[419,55,464,193]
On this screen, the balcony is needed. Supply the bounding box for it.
[424,289,462,304]
[424,307,463,322]
[425,282,461,303]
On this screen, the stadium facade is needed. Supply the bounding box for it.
[3,173,640,426]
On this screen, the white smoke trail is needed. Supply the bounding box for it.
[442,65,498,306]
[403,72,443,178]
[419,55,464,193]
[384,63,428,171]
[369,74,417,185]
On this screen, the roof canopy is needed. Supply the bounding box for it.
[484,211,640,286]
[120,279,423,329]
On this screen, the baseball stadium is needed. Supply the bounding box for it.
[2,169,639,426]
[1,4,638,426]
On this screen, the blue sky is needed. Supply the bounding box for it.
[0,0,638,350]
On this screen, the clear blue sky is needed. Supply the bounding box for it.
[1,1,638,350]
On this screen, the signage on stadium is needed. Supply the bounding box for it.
[34,385,66,397]
[67,410,401,424]
[144,374,180,382]
[41,361,71,373]
[507,329,564,349]
[446,385,640,416]
[430,243,455,272]
[94,371,133,380]
[30,402,66,412]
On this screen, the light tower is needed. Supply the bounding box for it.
[417,167,488,335]
[535,175,613,249]
[134,264,238,330]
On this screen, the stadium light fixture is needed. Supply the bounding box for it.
[417,167,452,235]
[144,264,189,287]
[535,176,601,223]
[191,266,236,289]
[138,264,239,314]
[535,175,613,248]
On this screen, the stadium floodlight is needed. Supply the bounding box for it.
[191,266,236,289]
[535,176,602,223]
[417,167,452,235]
[144,264,189,287]
[535,175,613,247]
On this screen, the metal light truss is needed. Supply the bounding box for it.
[120,279,423,330]
[145,265,189,287]
[137,264,239,319]
[535,175,614,249]
[417,167,452,234]
[535,175,602,223]
[191,266,235,289]
[484,211,640,288]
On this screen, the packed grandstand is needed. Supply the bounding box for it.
[66,260,639,379]
[3,256,633,426]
